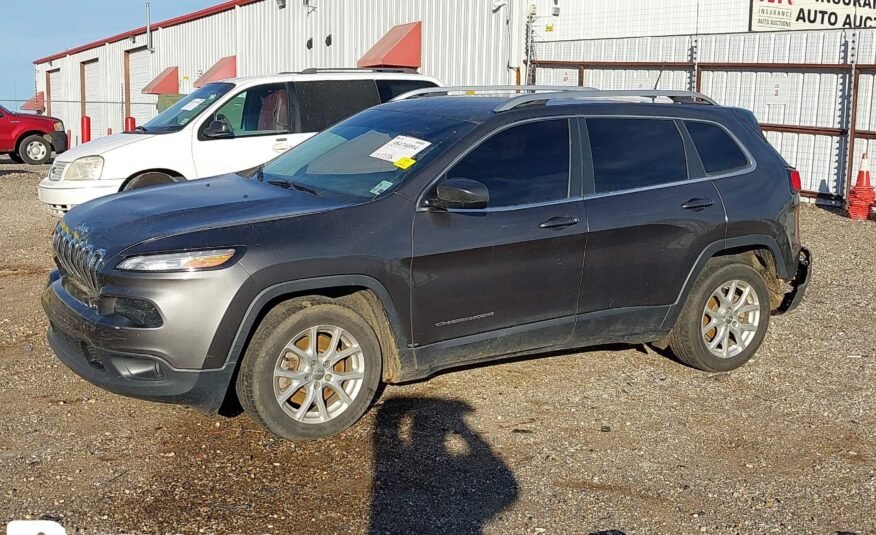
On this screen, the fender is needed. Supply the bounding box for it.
[217,274,412,371]
[661,234,790,330]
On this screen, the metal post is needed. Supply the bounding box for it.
[146,2,154,52]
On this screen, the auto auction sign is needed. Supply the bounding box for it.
[751,0,876,31]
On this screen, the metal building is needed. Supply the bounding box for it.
[29,0,876,202]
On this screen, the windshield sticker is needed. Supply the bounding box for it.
[181,98,205,111]
[369,136,431,163]
[393,157,417,170]
[369,180,394,195]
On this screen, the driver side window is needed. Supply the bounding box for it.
[446,119,571,208]
[209,83,291,138]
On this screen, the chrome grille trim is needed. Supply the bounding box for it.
[52,226,106,293]
[49,161,68,181]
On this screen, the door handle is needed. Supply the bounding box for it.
[539,216,579,229]
[681,198,715,211]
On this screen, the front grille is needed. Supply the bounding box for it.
[52,226,106,294]
[49,161,68,181]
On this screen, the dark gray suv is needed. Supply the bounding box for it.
[42,87,811,440]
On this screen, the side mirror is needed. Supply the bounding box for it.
[203,119,232,139]
[430,177,490,210]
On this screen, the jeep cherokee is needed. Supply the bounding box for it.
[42,87,811,440]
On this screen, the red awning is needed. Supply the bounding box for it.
[194,56,237,88]
[358,22,421,69]
[21,91,45,112]
[143,66,180,95]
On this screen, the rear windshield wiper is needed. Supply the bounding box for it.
[132,125,149,134]
[267,179,321,196]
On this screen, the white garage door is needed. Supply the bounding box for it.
[127,48,156,127]
[83,60,104,140]
[48,70,62,117]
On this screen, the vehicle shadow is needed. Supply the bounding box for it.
[369,396,518,535]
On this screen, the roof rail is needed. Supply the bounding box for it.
[391,85,718,111]
[287,67,420,75]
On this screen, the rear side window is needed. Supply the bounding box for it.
[376,79,438,102]
[587,118,687,194]
[447,119,570,208]
[685,121,750,175]
[295,80,381,132]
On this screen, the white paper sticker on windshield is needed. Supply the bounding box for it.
[369,136,431,163]
[181,98,205,111]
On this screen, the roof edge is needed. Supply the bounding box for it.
[33,0,262,65]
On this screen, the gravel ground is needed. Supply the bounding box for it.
[0,156,874,535]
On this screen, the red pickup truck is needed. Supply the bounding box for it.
[0,104,67,165]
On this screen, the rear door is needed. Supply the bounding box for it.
[578,116,727,321]
[411,118,586,355]
[295,79,382,132]
[192,82,293,177]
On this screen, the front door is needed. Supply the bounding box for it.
[0,108,12,152]
[411,119,586,359]
[192,83,305,178]
[578,117,727,322]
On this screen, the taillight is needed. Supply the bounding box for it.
[789,169,802,194]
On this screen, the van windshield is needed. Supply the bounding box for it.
[141,82,234,134]
[259,108,474,202]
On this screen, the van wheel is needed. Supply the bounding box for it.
[123,171,177,191]
[669,259,770,372]
[236,297,383,440]
[8,152,24,163]
[18,135,51,165]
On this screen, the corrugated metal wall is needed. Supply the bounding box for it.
[529,0,749,41]
[34,0,520,145]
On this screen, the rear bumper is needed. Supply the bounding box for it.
[777,246,811,314]
[50,131,67,154]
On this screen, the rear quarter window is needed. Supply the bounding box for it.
[295,80,381,132]
[685,121,750,175]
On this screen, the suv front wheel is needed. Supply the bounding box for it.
[236,297,383,440]
[669,259,771,372]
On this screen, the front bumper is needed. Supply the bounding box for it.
[49,131,68,154]
[38,176,125,216]
[778,246,812,314]
[41,267,248,413]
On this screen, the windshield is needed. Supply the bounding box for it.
[260,109,474,202]
[141,82,234,133]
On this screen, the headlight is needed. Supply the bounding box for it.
[63,156,104,181]
[117,249,237,272]
[54,121,64,132]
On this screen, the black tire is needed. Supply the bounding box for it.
[122,171,177,191]
[236,297,383,440]
[8,152,24,163]
[18,134,51,165]
[669,259,771,372]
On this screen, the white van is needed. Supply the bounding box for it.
[38,69,441,215]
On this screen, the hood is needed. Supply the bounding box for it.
[56,133,155,161]
[59,174,353,259]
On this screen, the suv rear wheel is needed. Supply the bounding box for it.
[236,298,383,440]
[669,259,770,372]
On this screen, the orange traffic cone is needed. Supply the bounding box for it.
[848,153,874,220]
